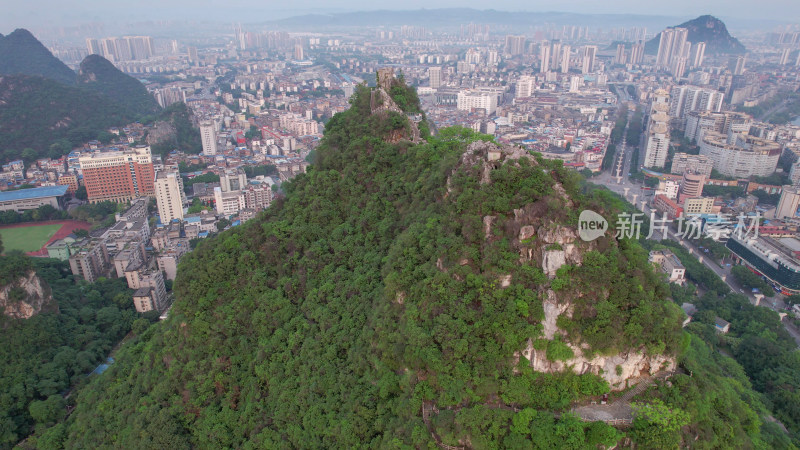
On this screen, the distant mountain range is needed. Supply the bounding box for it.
[0,29,161,158]
[645,15,746,55]
[266,8,682,30]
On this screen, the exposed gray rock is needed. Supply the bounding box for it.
[1,271,56,319]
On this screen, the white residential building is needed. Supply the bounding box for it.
[154,170,186,223]
[457,90,497,115]
[200,121,218,156]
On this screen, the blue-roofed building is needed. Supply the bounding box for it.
[0,185,69,212]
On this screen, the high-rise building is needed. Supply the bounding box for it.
[656,29,676,67]
[88,36,154,62]
[671,28,689,61]
[550,41,562,71]
[560,45,571,73]
[428,66,442,89]
[671,57,688,78]
[732,56,746,75]
[690,42,706,68]
[644,89,671,169]
[614,44,626,65]
[200,121,218,156]
[656,28,688,69]
[79,146,155,203]
[154,170,186,223]
[780,48,791,65]
[581,46,597,74]
[539,43,551,73]
[505,35,526,56]
[629,41,644,65]
[85,38,102,55]
[669,85,725,122]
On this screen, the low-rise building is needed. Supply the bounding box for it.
[683,197,715,215]
[714,317,731,334]
[653,194,684,220]
[46,235,87,261]
[0,185,68,212]
[649,249,686,285]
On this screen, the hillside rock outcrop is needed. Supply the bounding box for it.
[0,271,56,319]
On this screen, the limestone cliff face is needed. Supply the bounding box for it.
[369,85,423,144]
[0,271,56,319]
[449,139,677,390]
[519,289,675,389]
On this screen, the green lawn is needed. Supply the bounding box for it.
[0,224,62,252]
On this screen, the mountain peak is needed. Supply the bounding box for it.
[0,28,77,85]
[77,54,160,115]
[645,15,745,56]
[7,28,37,40]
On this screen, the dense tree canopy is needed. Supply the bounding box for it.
[21,83,796,449]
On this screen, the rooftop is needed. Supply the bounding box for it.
[0,185,68,202]
[133,287,153,297]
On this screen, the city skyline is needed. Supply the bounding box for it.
[2,1,799,33]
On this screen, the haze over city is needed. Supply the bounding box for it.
[3,0,799,32]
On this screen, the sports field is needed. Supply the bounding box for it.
[0,224,63,253]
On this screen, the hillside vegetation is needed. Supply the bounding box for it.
[0,29,164,160]
[78,54,161,116]
[0,29,76,85]
[0,75,138,158]
[27,83,791,449]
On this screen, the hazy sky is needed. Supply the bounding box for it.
[3,0,798,31]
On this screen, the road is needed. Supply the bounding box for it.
[590,98,800,347]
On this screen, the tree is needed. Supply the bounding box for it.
[28,396,65,425]
[631,399,690,449]
[217,217,231,231]
[132,318,151,335]
[731,265,775,296]
[96,131,115,144]
[74,185,88,201]
[22,148,38,164]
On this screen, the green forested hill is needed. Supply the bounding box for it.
[0,75,137,158]
[0,29,76,85]
[31,83,793,448]
[78,54,160,116]
[0,29,163,159]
